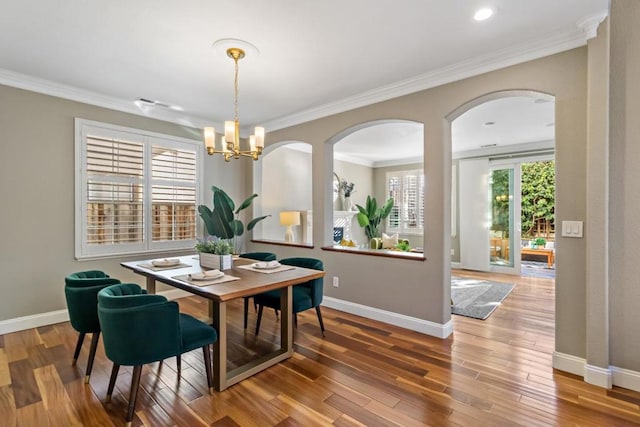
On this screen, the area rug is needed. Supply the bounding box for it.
[521,261,556,279]
[451,277,515,320]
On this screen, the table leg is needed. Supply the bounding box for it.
[145,276,156,294]
[211,301,227,391]
[280,286,293,355]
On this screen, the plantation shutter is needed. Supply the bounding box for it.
[151,145,197,242]
[86,136,144,245]
[386,169,424,234]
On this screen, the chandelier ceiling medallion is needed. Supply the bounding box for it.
[204,40,264,161]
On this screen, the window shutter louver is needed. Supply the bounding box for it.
[386,169,424,234]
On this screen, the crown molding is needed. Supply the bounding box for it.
[0,12,608,135]
[0,68,213,130]
[262,13,608,132]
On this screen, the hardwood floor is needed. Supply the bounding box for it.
[2,271,640,426]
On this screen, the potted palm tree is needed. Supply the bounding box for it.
[355,195,394,242]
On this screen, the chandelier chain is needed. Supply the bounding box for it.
[234,56,239,122]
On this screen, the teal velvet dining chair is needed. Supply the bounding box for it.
[254,257,325,337]
[98,283,217,426]
[64,270,121,383]
[239,252,277,329]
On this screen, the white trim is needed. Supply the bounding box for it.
[0,310,70,335]
[585,364,613,389]
[322,296,453,339]
[612,366,640,393]
[0,13,607,135]
[553,351,585,376]
[374,156,424,168]
[262,19,601,132]
[451,262,462,269]
[0,288,193,335]
[334,152,374,168]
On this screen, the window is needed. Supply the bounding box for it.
[75,119,202,259]
[386,169,424,235]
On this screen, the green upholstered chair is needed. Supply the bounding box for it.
[64,270,121,383]
[254,257,325,337]
[98,283,217,426]
[239,252,277,329]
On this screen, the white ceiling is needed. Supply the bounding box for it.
[0,0,605,143]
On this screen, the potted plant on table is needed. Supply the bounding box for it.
[532,237,546,249]
[195,238,233,270]
[197,186,270,266]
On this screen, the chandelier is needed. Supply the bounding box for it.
[204,46,264,161]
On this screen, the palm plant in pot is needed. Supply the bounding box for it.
[355,195,394,241]
[197,186,269,265]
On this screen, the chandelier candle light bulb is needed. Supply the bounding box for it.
[204,42,265,161]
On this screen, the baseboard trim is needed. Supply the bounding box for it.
[585,364,613,388]
[612,366,640,392]
[553,351,585,376]
[553,351,640,392]
[0,310,70,335]
[322,296,453,339]
[451,262,462,269]
[0,288,193,335]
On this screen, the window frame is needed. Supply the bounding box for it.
[75,118,203,260]
[386,169,425,236]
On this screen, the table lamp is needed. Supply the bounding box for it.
[280,211,301,242]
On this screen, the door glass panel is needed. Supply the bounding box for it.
[490,168,514,267]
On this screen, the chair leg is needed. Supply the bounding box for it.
[126,365,143,426]
[255,304,264,335]
[315,306,326,337]
[72,332,86,366]
[274,308,279,318]
[176,355,181,377]
[202,345,213,394]
[106,364,120,402]
[294,313,298,328]
[85,331,100,383]
[243,297,249,329]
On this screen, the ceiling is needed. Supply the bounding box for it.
[1,1,605,146]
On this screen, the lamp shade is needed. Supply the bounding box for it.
[279,211,300,226]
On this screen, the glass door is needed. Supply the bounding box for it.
[489,164,521,274]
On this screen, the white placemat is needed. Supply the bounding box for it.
[137,262,191,271]
[236,264,295,274]
[172,274,240,287]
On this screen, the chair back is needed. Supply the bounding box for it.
[240,252,277,261]
[98,283,182,366]
[279,257,324,306]
[64,270,121,333]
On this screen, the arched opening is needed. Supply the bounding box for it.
[447,90,556,318]
[253,141,313,244]
[325,120,425,252]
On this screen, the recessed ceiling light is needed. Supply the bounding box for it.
[534,98,550,104]
[135,97,183,111]
[480,143,498,148]
[474,8,494,21]
[546,122,555,127]
[483,121,496,127]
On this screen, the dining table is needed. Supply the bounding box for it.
[121,254,325,391]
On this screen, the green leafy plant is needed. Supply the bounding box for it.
[396,240,411,252]
[197,186,269,250]
[355,196,394,240]
[195,239,232,255]
[534,237,547,247]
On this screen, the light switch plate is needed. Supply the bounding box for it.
[562,220,583,238]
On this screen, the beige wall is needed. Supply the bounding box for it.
[257,145,313,242]
[333,159,372,245]
[0,84,245,321]
[249,48,589,330]
[609,0,640,371]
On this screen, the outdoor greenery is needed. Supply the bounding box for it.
[491,160,555,239]
[521,161,555,238]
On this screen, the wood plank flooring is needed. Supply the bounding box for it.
[2,270,640,426]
